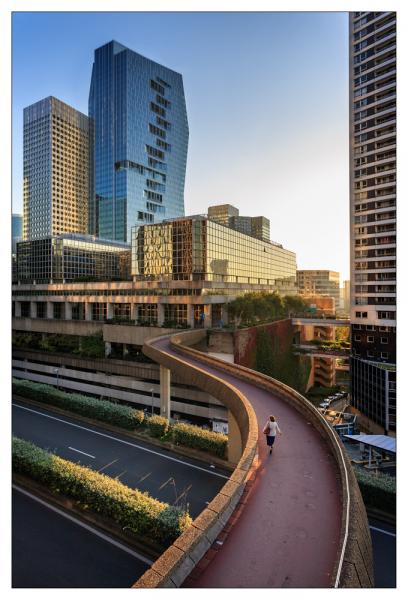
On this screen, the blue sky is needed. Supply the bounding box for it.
[12,11,350,279]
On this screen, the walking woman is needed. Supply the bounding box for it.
[263,415,282,454]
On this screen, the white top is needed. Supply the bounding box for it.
[264,421,281,436]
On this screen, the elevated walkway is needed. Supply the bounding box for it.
[135,330,373,588]
[292,317,350,327]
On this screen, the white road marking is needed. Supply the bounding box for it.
[13,484,153,565]
[369,525,396,538]
[98,458,119,473]
[13,403,229,480]
[68,447,96,459]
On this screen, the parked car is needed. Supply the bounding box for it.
[320,400,330,408]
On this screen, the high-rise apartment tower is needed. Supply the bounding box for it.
[349,12,396,432]
[88,41,189,242]
[23,97,90,240]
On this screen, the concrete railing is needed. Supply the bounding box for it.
[135,329,373,588]
[134,330,258,587]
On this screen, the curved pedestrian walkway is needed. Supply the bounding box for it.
[155,337,341,587]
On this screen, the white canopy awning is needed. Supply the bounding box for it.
[344,434,396,454]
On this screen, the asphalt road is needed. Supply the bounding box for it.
[12,487,149,588]
[369,518,396,588]
[12,400,228,518]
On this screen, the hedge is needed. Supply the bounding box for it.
[147,415,169,438]
[172,422,228,459]
[353,466,396,515]
[13,378,228,458]
[12,437,191,546]
[12,379,145,430]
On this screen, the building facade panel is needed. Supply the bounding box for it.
[23,97,89,240]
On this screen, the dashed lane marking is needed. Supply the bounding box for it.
[13,403,229,480]
[68,447,96,459]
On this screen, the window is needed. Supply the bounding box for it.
[355,311,361,318]
[367,350,375,358]
[354,335,361,341]
[367,335,374,343]
[381,337,388,344]
[381,351,389,359]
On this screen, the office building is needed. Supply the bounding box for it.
[88,41,189,242]
[132,215,295,288]
[349,12,396,431]
[12,214,23,253]
[208,204,271,242]
[12,213,296,423]
[296,270,340,310]
[23,97,90,240]
[16,234,130,284]
[208,204,239,228]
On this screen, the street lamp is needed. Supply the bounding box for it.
[150,388,154,415]
[53,367,60,389]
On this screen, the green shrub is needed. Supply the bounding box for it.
[12,437,191,546]
[172,423,228,459]
[353,466,396,514]
[12,379,145,430]
[146,415,169,438]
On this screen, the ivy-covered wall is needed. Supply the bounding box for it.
[234,319,312,394]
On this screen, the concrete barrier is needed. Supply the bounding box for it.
[134,329,373,588]
[134,331,258,588]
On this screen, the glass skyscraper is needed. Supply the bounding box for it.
[88,41,189,243]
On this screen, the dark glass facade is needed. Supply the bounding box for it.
[12,214,23,253]
[16,234,131,283]
[350,356,396,432]
[88,41,188,242]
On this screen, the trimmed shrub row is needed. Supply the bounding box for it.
[147,415,170,438]
[13,378,228,459]
[12,436,191,546]
[12,379,145,430]
[353,466,396,515]
[172,422,228,459]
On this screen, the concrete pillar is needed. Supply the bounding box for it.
[159,364,171,419]
[30,302,36,318]
[45,302,53,319]
[15,301,22,318]
[131,304,137,322]
[105,342,112,357]
[203,304,212,328]
[187,304,195,328]
[65,301,72,320]
[85,303,92,321]
[227,410,243,464]
[157,303,165,326]
[123,344,129,357]
[107,302,114,320]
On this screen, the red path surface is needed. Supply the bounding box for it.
[155,338,343,588]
